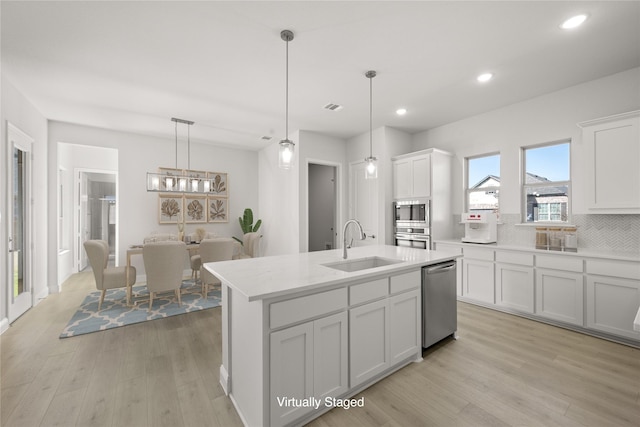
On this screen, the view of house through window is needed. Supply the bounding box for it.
[466,153,500,212]
[523,141,570,223]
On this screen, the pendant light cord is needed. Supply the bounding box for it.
[174,119,178,169]
[187,123,191,171]
[369,74,373,156]
[285,37,289,141]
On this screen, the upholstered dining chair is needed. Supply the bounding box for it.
[84,239,136,310]
[232,232,261,260]
[142,240,186,312]
[199,238,235,298]
[189,231,219,280]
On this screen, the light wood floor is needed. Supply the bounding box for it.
[2,271,639,427]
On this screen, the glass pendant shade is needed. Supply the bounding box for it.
[365,156,378,179]
[279,139,295,169]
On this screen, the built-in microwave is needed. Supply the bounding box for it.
[394,199,428,223]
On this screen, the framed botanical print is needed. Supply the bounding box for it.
[207,172,228,196]
[207,196,228,223]
[158,194,183,224]
[184,195,207,223]
[158,167,184,192]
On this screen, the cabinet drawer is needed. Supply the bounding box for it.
[495,250,533,266]
[435,243,463,254]
[586,259,640,280]
[463,246,494,261]
[390,270,421,294]
[270,288,348,329]
[350,278,388,306]
[536,254,583,272]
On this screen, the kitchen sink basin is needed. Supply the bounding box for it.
[322,256,402,272]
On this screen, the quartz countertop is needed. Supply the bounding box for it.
[204,245,461,301]
[435,239,639,262]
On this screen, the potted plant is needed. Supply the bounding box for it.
[234,208,262,245]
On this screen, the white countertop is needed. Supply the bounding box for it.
[435,239,639,262]
[204,245,461,301]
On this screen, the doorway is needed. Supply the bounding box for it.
[308,163,337,252]
[7,123,33,322]
[76,171,117,271]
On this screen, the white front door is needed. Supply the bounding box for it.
[7,123,33,322]
[349,161,378,247]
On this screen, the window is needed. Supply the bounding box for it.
[523,141,570,223]
[466,153,500,212]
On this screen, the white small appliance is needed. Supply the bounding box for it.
[461,212,497,244]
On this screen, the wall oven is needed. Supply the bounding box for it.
[394,199,431,249]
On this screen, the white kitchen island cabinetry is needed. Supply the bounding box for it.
[206,245,460,427]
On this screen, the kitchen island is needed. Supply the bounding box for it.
[205,245,460,427]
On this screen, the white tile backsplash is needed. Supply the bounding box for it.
[452,213,640,254]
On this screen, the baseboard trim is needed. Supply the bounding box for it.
[0,317,9,335]
[219,364,230,395]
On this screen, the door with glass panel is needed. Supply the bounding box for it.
[7,123,33,322]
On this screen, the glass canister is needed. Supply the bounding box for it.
[548,227,563,251]
[535,227,549,250]
[563,227,578,252]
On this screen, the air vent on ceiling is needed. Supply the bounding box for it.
[261,136,272,141]
[323,103,344,111]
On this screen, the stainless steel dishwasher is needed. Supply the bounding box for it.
[422,260,457,348]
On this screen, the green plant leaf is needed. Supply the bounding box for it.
[252,219,262,232]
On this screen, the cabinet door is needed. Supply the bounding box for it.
[270,322,314,426]
[496,263,534,313]
[462,259,494,303]
[586,275,640,339]
[349,298,389,387]
[389,290,421,365]
[535,269,584,326]
[582,112,640,211]
[411,154,431,198]
[313,311,348,400]
[393,159,412,199]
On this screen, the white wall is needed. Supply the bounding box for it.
[1,76,49,330]
[412,67,640,217]
[258,133,300,256]
[298,130,348,253]
[49,121,258,280]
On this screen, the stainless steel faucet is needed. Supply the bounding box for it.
[343,219,367,259]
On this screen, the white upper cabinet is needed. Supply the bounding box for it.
[393,152,431,199]
[579,111,640,213]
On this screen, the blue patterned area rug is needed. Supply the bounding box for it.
[60,279,220,338]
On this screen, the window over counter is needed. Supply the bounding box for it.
[522,141,571,223]
[465,153,500,212]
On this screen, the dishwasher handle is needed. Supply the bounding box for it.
[424,261,456,275]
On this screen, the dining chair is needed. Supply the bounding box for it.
[189,231,219,280]
[84,239,136,310]
[199,238,235,298]
[232,232,261,260]
[142,240,186,312]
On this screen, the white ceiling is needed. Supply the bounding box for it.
[2,1,639,150]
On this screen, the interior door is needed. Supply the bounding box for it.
[349,161,378,247]
[7,123,33,322]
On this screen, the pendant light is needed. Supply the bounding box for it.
[364,70,378,179]
[278,29,295,170]
[146,118,210,193]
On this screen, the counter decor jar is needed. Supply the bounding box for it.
[548,227,563,251]
[535,227,549,250]
[563,227,578,252]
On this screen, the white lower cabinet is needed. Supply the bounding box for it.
[270,311,348,427]
[389,289,421,364]
[586,275,640,340]
[349,298,390,387]
[462,259,495,304]
[535,268,584,326]
[495,263,534,313]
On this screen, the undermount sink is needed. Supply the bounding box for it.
[322,256,402,272]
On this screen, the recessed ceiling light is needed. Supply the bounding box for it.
[560,14,588,30]
[396,108,407,116]
[477,73,493,83]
